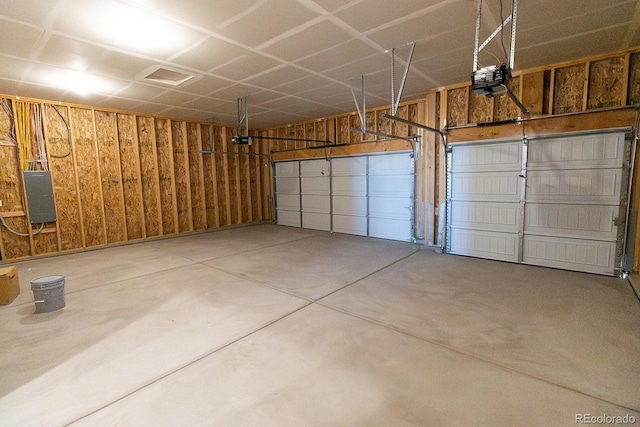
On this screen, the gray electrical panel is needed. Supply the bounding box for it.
[23,171,57,223]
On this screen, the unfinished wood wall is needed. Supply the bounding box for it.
[267,101,425,154]
[439,48,640,128]
[0,100,271,261]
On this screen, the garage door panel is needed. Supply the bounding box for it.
[277,210,301,227]
[302,195,330,214]
[332,176,366,196]
[524,203,617,240]
[451,201,520,233]
[450,141,522,172]
[276,194,300,211]
[333,215,367,236]
[369,196,412,220]
[332,157,366,175]
[301,176,330,195]
[369,175,412,198]
[449,229,519,262]
[369,153,412,174]
[301,159,330,176]
[526,169,622,204]
[523,236,616,275]
[528,133,624,170]
[275,177,300,194]
[369,217,411,241]
[333,195,366,216]
[451,171,521,202]
[302,212,330,231]
[275,161,299,177]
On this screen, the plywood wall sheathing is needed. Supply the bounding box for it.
[261,133,272,221]
[116,114,145,240]
[377,109,391,135]
[365,111,376,140]
[215,126,231,226]
[447,88,468,127]
[69,107,107,247]
[224,129,241,224]
[552,64,587,114]
[43,105,83,251]
[201,124,220,228]
[349,114,363,143]
[295,124,305,149]
[468,92,493,124]
[136,116,162,237]
[521,71,545,116]
[587,56,627,109]
[239,144,251,223]
[171,120,193,233]
[493,76,520,121]
[0,100,30,258]
[94,111,127,244]
[305,122,315,146]
[627,52,640,105]
[394,105,409,136]
[155,118,178,235]
[338,116,350,143]
[187,122,207,231]
[251,135,262,221]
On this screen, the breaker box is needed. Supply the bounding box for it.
[23,171,56,224]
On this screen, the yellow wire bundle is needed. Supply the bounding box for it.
[16,101,31,171]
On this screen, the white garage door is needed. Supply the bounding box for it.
[448,130,630,275]
[274,151,414,242]
[274,161,301,227]
[301,159,331,231]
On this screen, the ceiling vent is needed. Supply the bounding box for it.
[143,67,195,86]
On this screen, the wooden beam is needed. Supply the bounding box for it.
[447,107,638,143]
[271,139,413,161]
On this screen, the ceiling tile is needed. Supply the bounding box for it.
[214,0,320,48]
[295,39,380,73]
[87,51,160,81]
[366,1,476,49]
[35,34,110,71]
[0,0,61,26]
[515,26,630,70]
[209,53,281,81]
[273,74,336,94]
[517,4,636,48]
[334,0,445,33]
[150,89,203,105]
[0,19,43,58]
[155,0,265,31]
[177,75,232,95]
[260,19,354,62]
[170,37,247,72]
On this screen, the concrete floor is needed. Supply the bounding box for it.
[0,223,639,426]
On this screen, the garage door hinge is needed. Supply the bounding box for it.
[613,217,625,226]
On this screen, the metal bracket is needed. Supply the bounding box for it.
[349,75,366,133]
[237,96,249,137]
[391,42,416,115]
[472,0,518,72]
